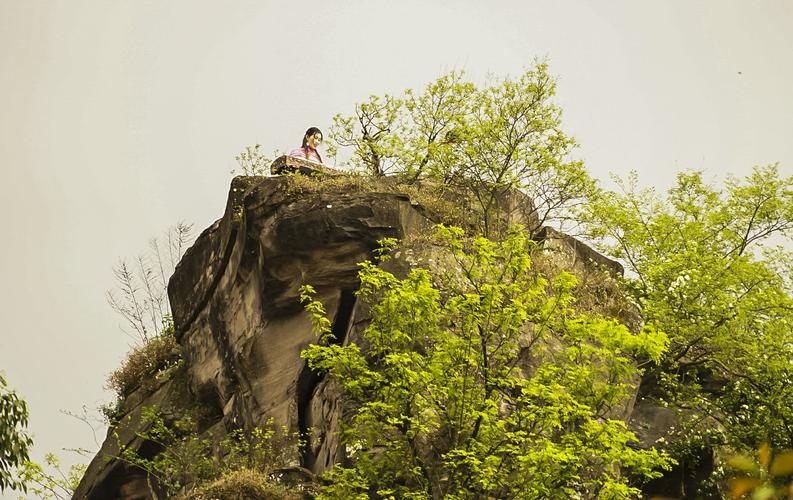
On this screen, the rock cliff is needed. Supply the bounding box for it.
[75,174,681,499]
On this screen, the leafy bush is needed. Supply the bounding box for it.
[106,321,181,398]
[301,226,672,499]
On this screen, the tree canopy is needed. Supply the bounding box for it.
[583,165,793,472]
[329,64,595,237]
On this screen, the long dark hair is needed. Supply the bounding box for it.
[301,127,323,148]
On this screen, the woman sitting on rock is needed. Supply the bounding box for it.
[289,127,324,164]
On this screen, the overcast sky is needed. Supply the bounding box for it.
[1,1,791,495]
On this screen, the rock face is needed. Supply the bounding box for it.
[76,176,438,498]
[169,176,438,476]
[75,176,661,499]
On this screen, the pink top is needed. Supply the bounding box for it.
[288,147,323,164]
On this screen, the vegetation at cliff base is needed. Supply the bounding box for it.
[118,408,305,499]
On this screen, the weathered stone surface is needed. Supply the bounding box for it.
[534,225,624,277]
[630,397,720,498]
[79,176,437,498]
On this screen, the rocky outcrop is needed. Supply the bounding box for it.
[76,174,663,499]
[170,176,438,476]
[77,176,438,498]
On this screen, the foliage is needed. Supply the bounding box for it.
[331,93,403,176]
[582,166,793,458]
[725,444,793,499]
[119,407,301,498]
[329,64,597,237]
[16,453,86,499]
[0,373,33,492]
[301,226,672,499]
[98,398,125,426]
[232,144,282,177]
[106,318,181,398]
[107,222,194,344]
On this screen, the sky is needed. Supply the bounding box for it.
[1,0,792,495]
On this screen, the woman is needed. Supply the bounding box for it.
[289,127,324,164]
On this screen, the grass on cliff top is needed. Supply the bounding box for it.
[283,172,478,231]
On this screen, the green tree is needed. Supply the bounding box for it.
[0,373,33,492]
[330,93,404,177]
[328,64,596,237]
[582,166,793,455]
[301,226,671,499]
[17,453,87,499]
[399,71,474,183]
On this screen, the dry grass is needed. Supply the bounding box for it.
[283,172,478,231]
[187,468,301,500]
[284,170,381,194]
[106,330,181,397]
